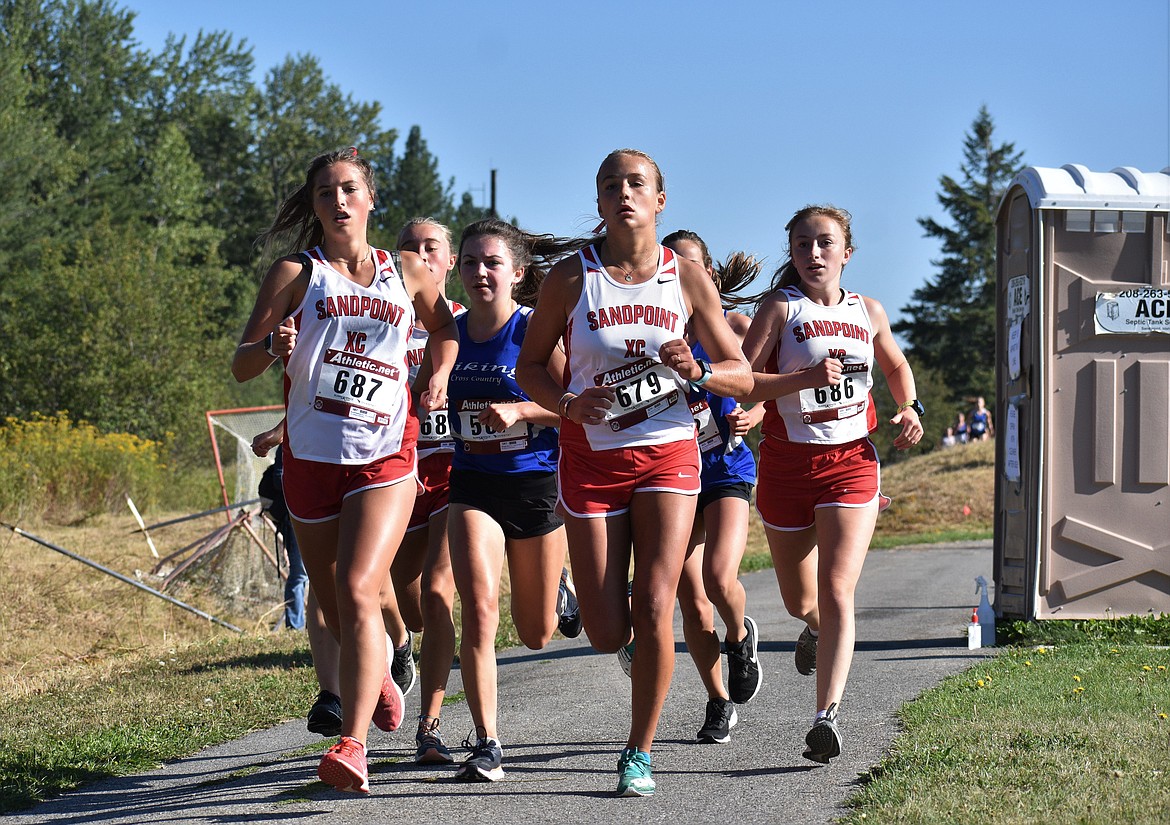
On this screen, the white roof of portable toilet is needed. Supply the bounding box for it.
[1010,164,1170,210]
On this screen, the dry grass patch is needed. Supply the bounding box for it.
[0,512,277,700]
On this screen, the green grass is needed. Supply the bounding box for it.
[842,641,1170,824]
[0,634,317,812]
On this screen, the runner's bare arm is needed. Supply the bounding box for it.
[232,256,307,382]
[488,344,567,429]
[403,250,457,412]
[866,295,922,449]
[662,257,751,398]
[517,258,615,425]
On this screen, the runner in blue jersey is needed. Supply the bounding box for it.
[664,230,765,745]
[414,218,585,783]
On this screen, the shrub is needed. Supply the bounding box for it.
[0,413,174,524]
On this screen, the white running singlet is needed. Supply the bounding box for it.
[761,286,875,445]
[562,243,694,452]
[284,247,416,464]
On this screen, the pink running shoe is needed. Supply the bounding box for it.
[318,735,369,793]
[372,667,404,732]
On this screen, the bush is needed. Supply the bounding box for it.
[0,413,175,524]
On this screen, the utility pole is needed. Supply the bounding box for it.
[490,169,497,217]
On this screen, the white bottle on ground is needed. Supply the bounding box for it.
[967,607,982,649]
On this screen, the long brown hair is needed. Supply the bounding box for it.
[458,219,588,308]
[662,229,764,310]
[732,205,855,308]
[256,147,377,256]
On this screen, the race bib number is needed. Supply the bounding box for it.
[690,399,723,453]
[455,399,529,454]
[418,407,454,449]
[314,348,401,426]
[798,363,868,425]
[596,358,679,432]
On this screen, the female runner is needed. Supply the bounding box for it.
[516,149,751,797]
[662,230,764,745]
[739,205,922,764]
[232,147,457,793]
[415,218,581,782]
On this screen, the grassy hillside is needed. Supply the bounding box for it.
[875,438,994,543]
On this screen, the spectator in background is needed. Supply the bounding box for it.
[969,397,993,441]
[954,412,970,444]
[259,446,307,630]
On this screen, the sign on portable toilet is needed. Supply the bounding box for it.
[994,164,1170,620]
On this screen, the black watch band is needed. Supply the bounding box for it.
[264,332,278,358]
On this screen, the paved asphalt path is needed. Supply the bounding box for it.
[8,542,994,825]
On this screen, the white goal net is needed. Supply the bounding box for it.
[205,405,286,508]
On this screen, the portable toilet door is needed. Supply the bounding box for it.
[994,164,1170,621]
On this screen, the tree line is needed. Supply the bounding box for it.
[0,2,1023,466]
[0,0,490,462]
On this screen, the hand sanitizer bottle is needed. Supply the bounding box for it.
[967,607,982,649]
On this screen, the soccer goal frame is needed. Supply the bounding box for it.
[205,405,285,511]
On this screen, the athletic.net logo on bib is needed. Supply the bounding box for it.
[314,347,402,426]
[596,357,679,432]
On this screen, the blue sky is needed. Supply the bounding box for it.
[125,0,1169,326]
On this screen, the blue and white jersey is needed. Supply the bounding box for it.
[689,337,757,489]
[448,306,558,474]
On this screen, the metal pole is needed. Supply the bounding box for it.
[2,522,243,633]
[132,499,261,533]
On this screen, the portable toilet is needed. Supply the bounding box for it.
[994,164,1170,620]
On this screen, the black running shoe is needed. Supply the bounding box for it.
[307,689,343,738]
[803,703,842,764]
[391,631,417,697]
[726,615,762,704]
[556,568,582,639]
[696,696,738,744]
[455,736,505,782]
[415,716,454,765]
[795,625,818,676]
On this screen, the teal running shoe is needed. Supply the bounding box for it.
[616,747,654,797]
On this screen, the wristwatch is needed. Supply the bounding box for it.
[264,332,278,358]
[692,358,713,387]
[898,399,925,417]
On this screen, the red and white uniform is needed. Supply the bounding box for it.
[561,243,694,452]
[761,286,875,446]
[406,300,465,460]
[756,286,880,530]
[283,247,417,464]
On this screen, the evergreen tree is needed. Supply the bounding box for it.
[894,106,1023,403]
[375,125,453,243]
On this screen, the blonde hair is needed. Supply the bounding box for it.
[397,217,453,251]
[597,148,665,193]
